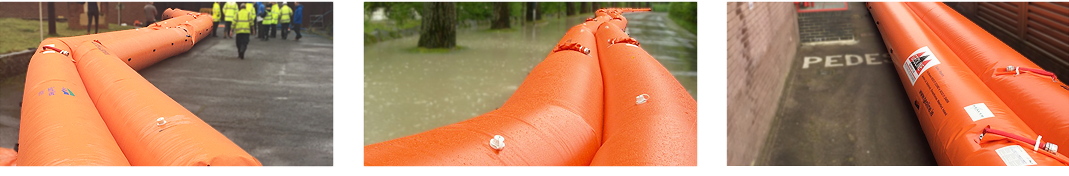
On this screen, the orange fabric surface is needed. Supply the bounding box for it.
[56,8,210,71]
[589,22,697,166]
[70,40,259,166]
[868,2,1068,165]
[17,40,130,166]
[365,23,605,166]
[905,2,1069,157]
[0,147,14,166]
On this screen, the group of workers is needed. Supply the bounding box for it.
[211,1,304,59]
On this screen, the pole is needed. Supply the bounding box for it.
[117,3,122,26]
[39,2,43,42]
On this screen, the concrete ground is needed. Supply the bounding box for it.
[0,29,333,166]
[755,2,937,165]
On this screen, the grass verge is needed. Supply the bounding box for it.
[0,18,136,53]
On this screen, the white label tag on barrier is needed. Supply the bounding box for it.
[995,145,1037,166]
[964,103,995,122]
[902,46,941,86]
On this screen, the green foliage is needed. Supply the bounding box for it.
[387,2,422,25]
[668,2,697,34]
[510,2,523,20]
[540,2,564,18]
[457,2,493,21]
[651,2,670,12]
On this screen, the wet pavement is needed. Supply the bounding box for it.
[0,31,333,166]
[756,2,938,165]
[622,12,698,99]
[364,12,697,145]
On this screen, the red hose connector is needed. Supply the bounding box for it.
[41,45,70,57]
[981,126,1059,154]
[608,37,640,47]
[553,42,591,55]
[996,65,1058,82]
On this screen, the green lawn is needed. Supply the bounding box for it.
[364,19,421,36]
[0,18,136,53]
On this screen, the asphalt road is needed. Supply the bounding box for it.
[0,29,333,166]
[756,2,938,165]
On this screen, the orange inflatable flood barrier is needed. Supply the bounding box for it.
[16,8,259,166]
[17,40,130,166]
[71,40,259,166]
[366,8,695,166]
[365,21,606,166]
[590,22,697,166]
[868,2,1069,165]
[1,147,14,166]
[905,2,1069,157]
[56,9,209,71]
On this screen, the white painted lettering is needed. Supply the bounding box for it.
[866,53,882,65]
[803,56,822,69]
[846,54,864,66]
[825,55,844,67]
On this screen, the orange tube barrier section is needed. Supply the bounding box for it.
[71,40,260,166]
[16,40,130,166]
[16,8,257,166]
[365,21,605,166]
[59,27,194,71]
[1,147,14,166]
[55,8,209,71]
[589,21,697,166]
[868,2,1069,165]
[161,8,214,42]
[905,2,1069,157]
[365,8,692,166]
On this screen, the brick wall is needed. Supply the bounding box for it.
[726,2,799,166]
[110,2,151,25]
[0,2,72,19]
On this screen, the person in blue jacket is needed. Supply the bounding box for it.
[292,2,304,41]
[256,2,267,40]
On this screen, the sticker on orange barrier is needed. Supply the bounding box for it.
[996,145,1037,166]
[868,2,1069,165]
[904,2,1069,157]
[902,46,941,86]
[964,103,994,122]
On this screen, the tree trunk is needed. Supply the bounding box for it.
[580,2,589,14]
[417,2,456,49]
[533,2,541,20]
[566,2,575,16]
[592,2,600,12]
[491,2,509,29]
[48,2,57,35]
[525,2,534,22]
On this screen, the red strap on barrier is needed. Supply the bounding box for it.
[41,45,70,57]
[609,37,640,47]
[995,66,1058,82]
[553,42,591,55]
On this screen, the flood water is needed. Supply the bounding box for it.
[364,12,697,145]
